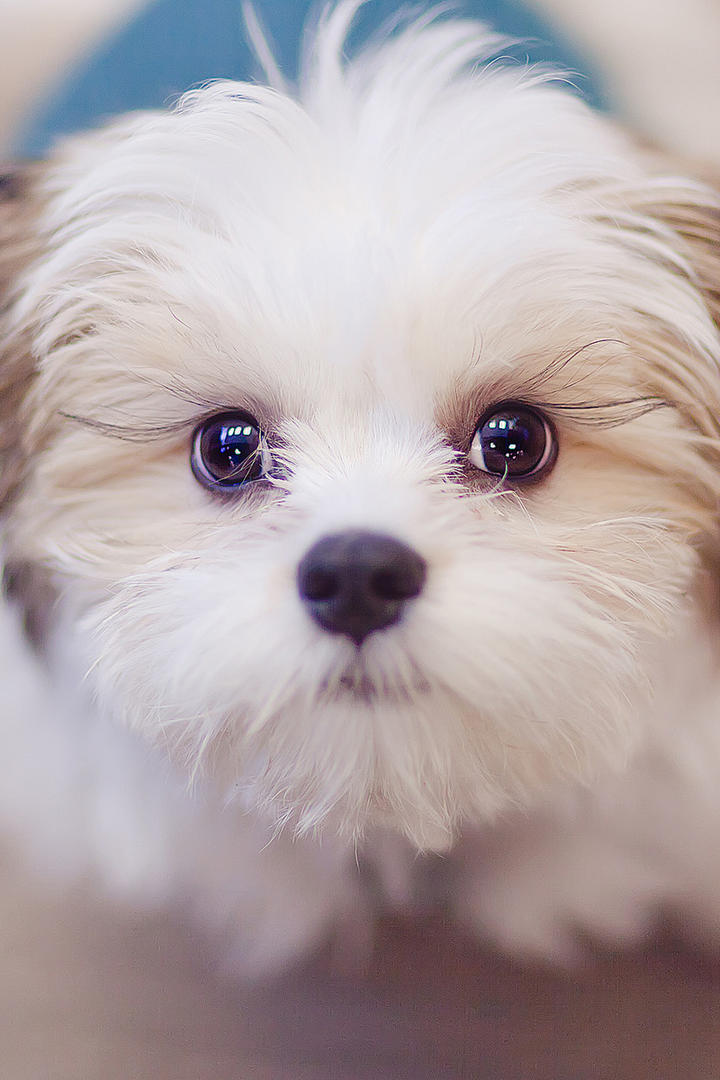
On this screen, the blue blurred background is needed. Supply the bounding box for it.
[10,0,605,157]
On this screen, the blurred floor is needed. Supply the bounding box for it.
[4,841,720,1080]
[2,2,720,1078]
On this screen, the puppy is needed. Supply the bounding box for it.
[2,0,720,974]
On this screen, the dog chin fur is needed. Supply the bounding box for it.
[3,0,720,974]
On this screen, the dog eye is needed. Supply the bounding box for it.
[468,403,556,479]
[191,412,271,490]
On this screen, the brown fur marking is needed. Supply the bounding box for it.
[0,164,44,511]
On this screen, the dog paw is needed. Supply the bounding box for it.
[452,819,668,964]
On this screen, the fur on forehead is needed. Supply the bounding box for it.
[12,5,654,317]
[0,5,717,478]
[10,5,719,421]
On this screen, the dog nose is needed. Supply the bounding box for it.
[297,530,427,645]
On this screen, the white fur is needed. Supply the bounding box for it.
[4,1,720,973]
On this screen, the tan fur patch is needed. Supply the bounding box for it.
[0,167,55,644]
[631,163,720,582]
[0,165,44,510]
[636,170,720,332]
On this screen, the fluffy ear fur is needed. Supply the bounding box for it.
[634,165,720,579]
[640,166,720,332]
[605,161,720,494]
[0,165,43,511]
[0,166,53,643]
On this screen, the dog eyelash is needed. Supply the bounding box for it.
[535,396,670,429]
[60,412,198,442]
[512,337,627,393]
[61,368,278,443]
[63,396,670,447]
[493,338,671,430]
[62,333,672,446]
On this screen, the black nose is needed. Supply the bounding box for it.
[297,530,427,645]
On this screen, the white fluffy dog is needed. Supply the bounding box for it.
[2,0,720,974]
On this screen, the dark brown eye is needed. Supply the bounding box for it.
[191,412,271,490]
[469,403,556,479]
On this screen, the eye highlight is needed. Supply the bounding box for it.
[468,403,556,479]
[191,412,272,490]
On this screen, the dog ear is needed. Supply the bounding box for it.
[627,163,720,589]
[0,164,43,511]
[635,165,720,333]
[611,160,720,446]
[0,165,60,645]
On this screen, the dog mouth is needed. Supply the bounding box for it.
[318,662,430,705]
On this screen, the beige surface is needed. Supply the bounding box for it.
[0,0,146,152]
[3,3,720,1079]
[527,0,720,159]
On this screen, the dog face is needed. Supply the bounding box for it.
[2,5,720,849]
